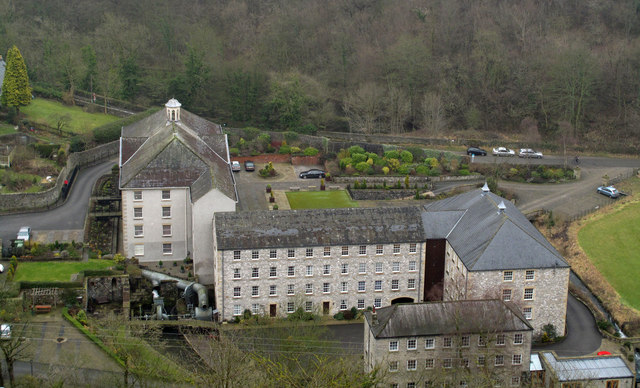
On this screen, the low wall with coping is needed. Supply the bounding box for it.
[347,187,420,200]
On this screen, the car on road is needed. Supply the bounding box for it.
[0,264,3,273]
[244,161,255,171]
[16,226,31,242]
[492,147,515,157]
[597,186,620,198]
[231,161,241,172]
[1,324,10,340]
[466,146,487,156]
[299,169,326,179]
[519,148,543,158]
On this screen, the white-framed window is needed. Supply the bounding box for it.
[233,287,241,297]
[391,279,399,290]
[251,303,261,315]
[287,302,295,313]
[357,299,365,309]
[162,224,171,237]
[523,307,533,320]
[233,250,241,260]
[341,282,348,293]
[407,383,416,388]
[269,266,277,278]
[233,268,241,279]
[358,263,366,274]
[287,266,295,277]
[478,336,486,347]
[133,191,143,201]
[408,261,416,271]
[162,243,172,254]
[376,244,383,255]
[502,289,512,301]
[305,283,313,294]
[161,190,170,200]
[133,207,142,218]
[233,305,242,316]
[512,354,522,365]
[357,281,365,292]
[339,300,347,310]
[323,246,330,257]
[269,285,277,296]
[322,264,331,275]
[252,250,259,260]
[251,285,259,297]
[306,248,313,257]
[389,341,398,351]
[322,283,330,293]
[461,335,470,347]
[287,249,295,259]
[374,280,382,291]
[270,249,277,259]
[134,244,144,256]
[287,284,294,295]
[511,376,521,386]
[495,355,504,366]
[305,301,312,312]
[306,265,313,276]
[477,355,485,366]
[341,263,348,274]
[503,271,513,281]
[407,359,417,371]
[392,262,400,272]
[341,246,349,256]
[407,338,417,350]
[393,243,400,254]
[359,245,366,255]
[514,333,524,344]
[496,334,505,346]
[162,206,171,218]
[407,279,416,289]
[375,262,383,273]
[374,298,381,308]
[524,288,534,300]
[425,337,435,349]
[251,267,259,278]
[425,359,434,369]
[389,360,398,372]
[443,358,452,368]
[134,225,143,237]
[526,270,535,280]
[409,243,417,253]
[443,337,452,348]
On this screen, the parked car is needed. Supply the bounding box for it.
[466,146,487,156]
[16,226,31,242]
[519,148,543,158]
[597,186,620,198]
[1,324,10,340]
[231,161,241,172]
[299,169,326,179]
[492,147,515,157]
[244,161,255,171]
[0,264,3,273]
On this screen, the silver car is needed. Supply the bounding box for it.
[519,149,543,158]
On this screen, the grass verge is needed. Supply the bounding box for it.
[22,98,119,134]
[286,190,358,209]
[13,259,115,282]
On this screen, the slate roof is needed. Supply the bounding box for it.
[214,206,424,250]
[541,352,634,381]
[364,300,532,339]
[119,107,237,202]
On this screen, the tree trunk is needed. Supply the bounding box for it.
[0,360,5,388]
[8,359,14,387]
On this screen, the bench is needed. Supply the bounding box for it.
[289,187,300,191]
[35,305,52,314]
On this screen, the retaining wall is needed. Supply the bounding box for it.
[347,188,420,200]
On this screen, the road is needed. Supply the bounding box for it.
[0,159,117,246]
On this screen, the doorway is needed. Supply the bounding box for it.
[269,304,277,317]
[323,301,330,315]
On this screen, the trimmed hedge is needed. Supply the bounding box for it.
[20,281,82,290]
[32,83,64,100]
[92,107,160,144]
[62,307,125,367]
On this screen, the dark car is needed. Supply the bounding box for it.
[244,161,255,171]
[467,147,487,156]
[299,169,326,179]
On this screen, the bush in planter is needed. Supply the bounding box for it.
[266,184,272,193]
[158,260,163,267]
[273,204,279,210]
[278,145,291,154]
[303,147,319,156]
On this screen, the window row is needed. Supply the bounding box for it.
[503,269,536,281]
[133,243,173,256]
[133,224,173,237]
[133,206,172,219]
[389,333,525,351]
[390,376,521,388]
[231,244,418,260]
[232,279,416,296]
[133,190,172,201]
[501,288,535,302]
[231,262,417,278]
[388,354,523,373]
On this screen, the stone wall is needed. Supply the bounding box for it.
[0,141,119,212]
[334,175,432,186]
[347,188,420,201]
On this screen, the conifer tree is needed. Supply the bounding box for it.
[1,45,32,114]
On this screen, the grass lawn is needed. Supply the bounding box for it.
[22,98,119,134]
[0,123,17,136]
[286,190,358,209]
[13,259,115,282]
[578,200,640,310]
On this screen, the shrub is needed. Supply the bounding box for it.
[458,169,470,175]
[303,147,319,156]
[425,157,439,168]
[278,145,291,154]
[355,162,370,172]
[31,143,61,158]
[296,123,317,135]
[382,166,390,175]
[352,153,367,163]
[284,131,299,144]
[348,145,365,156]
[415,165,430,175]
[400,150,413,164]
[69,136,86,153]
[397,165,410,175]
[339,157,352,170]
[333,312,345,320]
[290,146,301,154]
[242,127,261,141]
[406,146,424,162]
[387,158,401,171]
[229,147,239,156]
[384,150,400,160]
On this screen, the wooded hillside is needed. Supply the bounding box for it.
[2,0,640,150]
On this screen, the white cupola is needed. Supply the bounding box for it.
[165,98,181,122]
